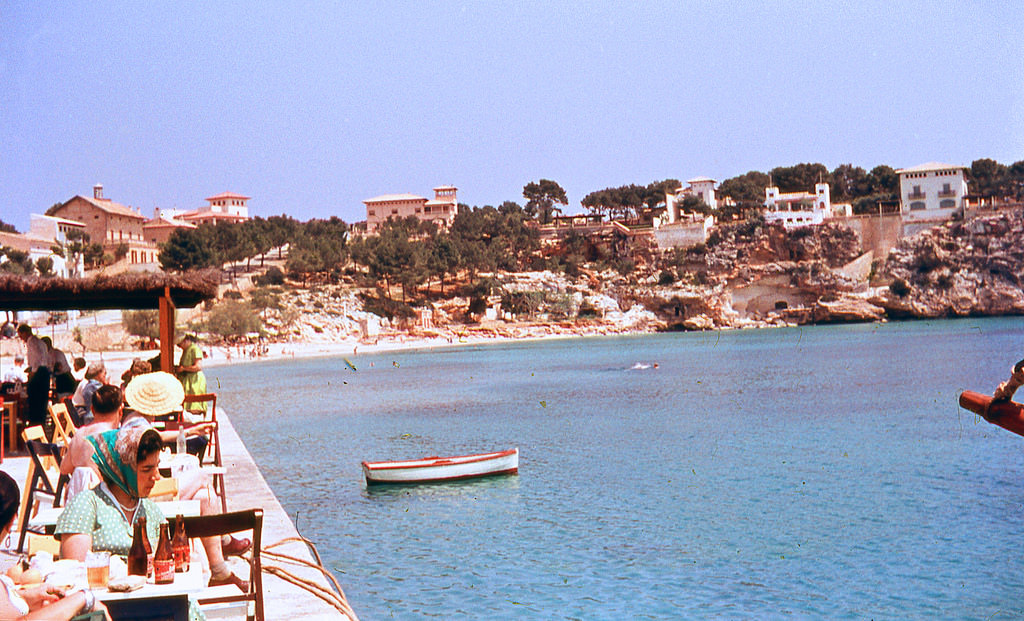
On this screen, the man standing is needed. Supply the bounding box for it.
[17,324,50,425]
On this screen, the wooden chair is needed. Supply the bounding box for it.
[47,402,76,448]
[62,396,83,428]
[26,534,61,556]
[182,393,226,512]
[18,436,68,552]
[184,508,264,621]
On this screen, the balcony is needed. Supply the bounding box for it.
[907,191,926,200]
[938,190,957,198]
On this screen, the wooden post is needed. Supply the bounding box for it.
[159,286,176,373]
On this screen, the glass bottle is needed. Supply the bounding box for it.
[127,515,150,577]
[172,514,190,573]
[153,523,174,584]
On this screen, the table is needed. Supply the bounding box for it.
[96,561,206,603]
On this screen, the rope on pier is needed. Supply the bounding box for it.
[260,536,360,621]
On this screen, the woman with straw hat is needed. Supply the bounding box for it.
[122,372,251,558]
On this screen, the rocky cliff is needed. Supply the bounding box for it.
[638,210,1024,329]
[869,211,1024,318]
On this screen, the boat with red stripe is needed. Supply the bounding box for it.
[362,448,519,484]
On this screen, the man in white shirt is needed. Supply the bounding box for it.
[17,324,50,425]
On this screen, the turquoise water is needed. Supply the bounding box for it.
[209,318,1024,619]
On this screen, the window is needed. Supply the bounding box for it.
[910,201,926,211]
[939,199,956,209]
[368,210,375,216]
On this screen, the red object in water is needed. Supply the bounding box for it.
[959,390,1024,437]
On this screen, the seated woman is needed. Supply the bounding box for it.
[55,425,244,610]
[122,373,249,557]
[0,472,110,620]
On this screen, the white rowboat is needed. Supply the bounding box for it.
[362,448,519,485]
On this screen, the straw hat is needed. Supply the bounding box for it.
[124,371,184,416]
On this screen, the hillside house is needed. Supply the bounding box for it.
[763,182,832,229]
[179,191,251,225]
[896,162,968,223]
[364,186,458,234]
[143,214,197,246]
[51,184,157,264]
[664,177,718,224]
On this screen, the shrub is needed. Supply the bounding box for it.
[122,310,160,339]
[578,300,599,318]
[253,266,285,286]
[889,277,911,297]
[658,270,676,286]
[223,290,243,300]
[204,300,261,341]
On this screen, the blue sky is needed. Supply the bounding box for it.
[1,1,1021,231]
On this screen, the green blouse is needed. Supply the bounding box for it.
[179,343,207,412]
[54,485,164,556]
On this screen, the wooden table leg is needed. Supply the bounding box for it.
[4,402,16,453]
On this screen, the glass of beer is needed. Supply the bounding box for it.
[85,551,110,589]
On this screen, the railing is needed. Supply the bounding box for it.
[907,192,926,200]
[937,190,957,198]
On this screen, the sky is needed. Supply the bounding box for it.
[1,1,1022,232]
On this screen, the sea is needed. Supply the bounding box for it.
[207,317,1024,620]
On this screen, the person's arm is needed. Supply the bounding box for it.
[20,589,111,621]
[993,358,1024,402]
[58,533,92,562]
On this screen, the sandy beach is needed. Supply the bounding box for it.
[0,316,655,383]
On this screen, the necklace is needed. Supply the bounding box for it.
[98,482,140,531]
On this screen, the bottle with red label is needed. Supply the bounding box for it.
[172,514,190,573]
[153,523,175,584]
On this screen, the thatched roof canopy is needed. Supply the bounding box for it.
[0,269,219,311]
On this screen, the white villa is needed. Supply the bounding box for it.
[763,182,832,229]
[178,191,251,225]
[663,177,718,225]
[895,162,969,222]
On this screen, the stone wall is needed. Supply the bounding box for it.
[830,213,903,258]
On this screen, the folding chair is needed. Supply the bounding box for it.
[184,508,264,621]
[47,402,76,448]
[62,396,83,428]
[18,436,68,552]
[182,393,227,512]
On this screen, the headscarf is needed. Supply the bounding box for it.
[88,424,157,499]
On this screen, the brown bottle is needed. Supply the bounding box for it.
[127,515,150,577]
[172,514,190,573]
[153,523,174,584]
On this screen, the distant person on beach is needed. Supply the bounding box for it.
[17,324,51,425]
[71,362,107,424]
[174,334,207,414]
[992,358,1024,403]
[42,336,77,399]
